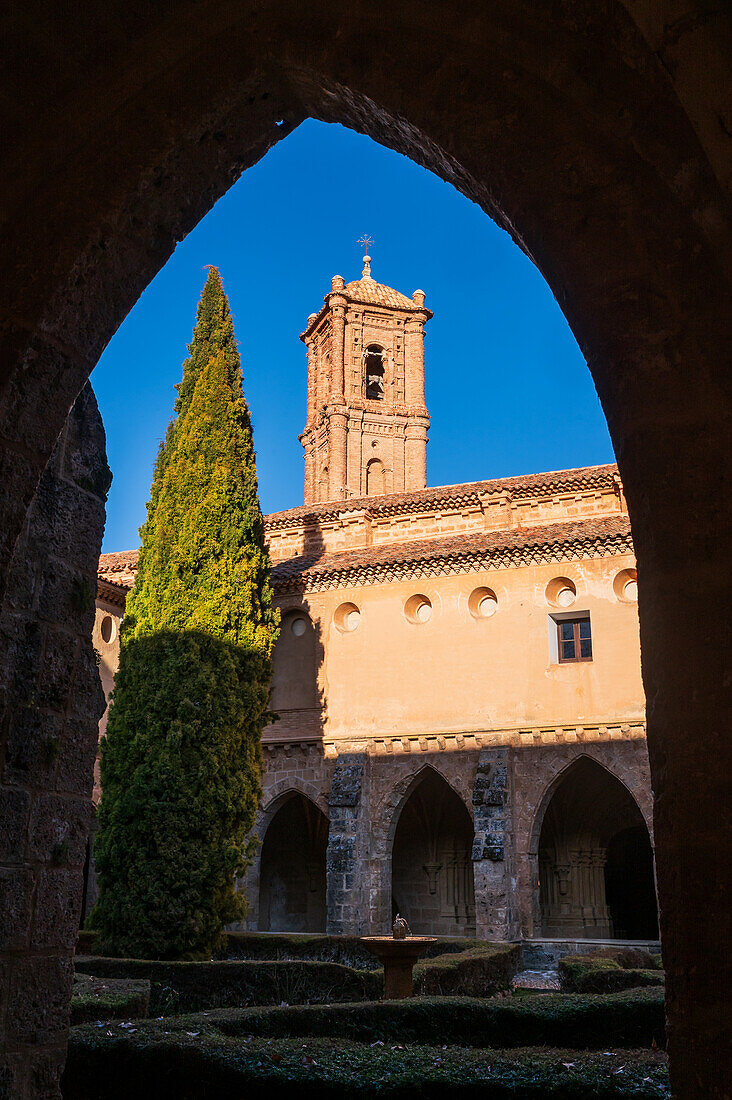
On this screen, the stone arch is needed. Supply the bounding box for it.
[532,756,658,940]
[261,779,330,825]
[379,763,474,860]
[390,766,475,935]
[237,778,330,931]
[0,5,728,1092]
[257,789,329,932]
[529,753,650,860]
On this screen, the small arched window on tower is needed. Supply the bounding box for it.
[364,345,385,400]
[366,457,385,496]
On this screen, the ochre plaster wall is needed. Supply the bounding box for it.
[271,553,643,746]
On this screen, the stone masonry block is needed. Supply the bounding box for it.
[2,619,44,707]
[27,793,91,867]
[0,868,33,950]
[7,955,73,1045]
[36,629,77,711]
[63,383,112,501]
[0,788,31,862]
[32,868,82,950]
[3,708,63,787]
[36,559,93,632]
[473,758,508,806]
[472,837,504,862]
[54,716,99,798]
[326,833,355,875]
[328,761,364,807]
[69,644,106,724]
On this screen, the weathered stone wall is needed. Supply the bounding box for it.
[0,386,108,1098]
[245,739,652,947]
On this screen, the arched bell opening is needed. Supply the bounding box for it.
[364,344,385,400]
[258,793,328,932]
[537,758,658,939]
[391,769,475,936]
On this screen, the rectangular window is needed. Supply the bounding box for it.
[557,616,592,663]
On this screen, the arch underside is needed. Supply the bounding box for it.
[258,791,328,933]
[391,767,475,936]
[536,758,658,940]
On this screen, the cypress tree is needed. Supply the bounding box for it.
[91,268,278,959]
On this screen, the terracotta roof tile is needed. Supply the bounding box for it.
[97,550,139,588]
[97,468,627,598]
[267,463,620,527]
[342,276,416,310]
[272,515,632,591]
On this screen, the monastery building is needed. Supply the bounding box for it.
[94,256,658,944]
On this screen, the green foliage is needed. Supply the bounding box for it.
[559,953,665,994]
[74,957,382,1013]
[65,1029,669,1099]
[222,932,492,970]
[91,268,278,959]
[190,989,666,1051]
[74,943,519,1012]
[415,944,520,997]
[71,975,151,1024]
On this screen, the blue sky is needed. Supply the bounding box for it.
[92,120,613,553]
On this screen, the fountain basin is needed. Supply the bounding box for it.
[360,935,438,999]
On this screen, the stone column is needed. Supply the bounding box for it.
[404,303,427,410]
[472,749,515,940]
[328,284,346,402]
[0,385,109,1100]
[404,417,429,491]
[325,283,348,502]
[326,753,369,934]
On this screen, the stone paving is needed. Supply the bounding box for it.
[512,968,561,991]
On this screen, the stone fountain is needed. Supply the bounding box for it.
[360,916,437,999]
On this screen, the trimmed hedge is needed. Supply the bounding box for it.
[76,929,98,955]
[188,989,666,1050]
[74,958,382,1013]
[77,930,488,969]
[71,975,150,1025]
[559,952,664,995]
[74,943,518,1011]
[63,1029,669,1098]
[415,944,521,996]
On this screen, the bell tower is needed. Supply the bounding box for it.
[299,251,432,504]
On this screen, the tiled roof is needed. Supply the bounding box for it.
[97,468,627,599]
[267,464,620,528]
[272,515,633,592]
[98,550,139,588]
[342,276,416,310]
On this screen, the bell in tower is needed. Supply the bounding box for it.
[299,246,432,504]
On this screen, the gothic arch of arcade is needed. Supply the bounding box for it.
[390,767,476,936]
[0,3,729,1096]
[257,791,329,933]
[378,763,475,858]
[533,757,658,941]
